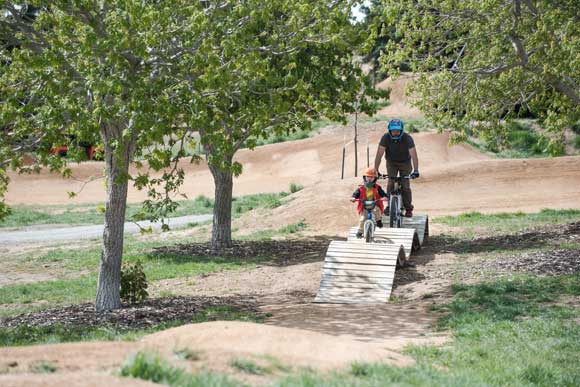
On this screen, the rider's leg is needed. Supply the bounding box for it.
[400,159,414,215]
[357,214,365,237]
[373,207,384,227]
[385,160,398,211]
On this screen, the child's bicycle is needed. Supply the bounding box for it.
[351,198,387,243]
[378,173,416,228]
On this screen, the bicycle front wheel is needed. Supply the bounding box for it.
[364,220,373,243]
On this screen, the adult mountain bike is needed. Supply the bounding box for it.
[378,173,416,228]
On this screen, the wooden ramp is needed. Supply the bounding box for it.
[314,240,406,303]
[314,214,429,304]
[402,214,429,245]
[347,227,419,256]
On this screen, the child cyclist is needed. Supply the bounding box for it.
[351,168,388,238]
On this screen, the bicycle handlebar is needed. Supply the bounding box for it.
[377,173,415,180]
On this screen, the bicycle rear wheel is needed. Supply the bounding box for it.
[389,196,398,228]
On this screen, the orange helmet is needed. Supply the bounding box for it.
[362,168,377,177]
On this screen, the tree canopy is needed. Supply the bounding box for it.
[0,0,383,309]
[373,0,579,150]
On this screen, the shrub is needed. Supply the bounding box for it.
[574,135,580,150]
[289,182,303,193]
[120,260,148,304]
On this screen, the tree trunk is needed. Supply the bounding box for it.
[95,137,131,312]
[209,160,233,252]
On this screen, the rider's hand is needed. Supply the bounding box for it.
[411,170,420,179]
[350,198,356,203]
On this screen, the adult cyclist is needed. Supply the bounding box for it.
[373,118,420,218]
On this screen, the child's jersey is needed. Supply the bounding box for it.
[352,184,387,215]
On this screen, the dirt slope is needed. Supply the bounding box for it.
[0,321,416,386]
[375,74,424,119]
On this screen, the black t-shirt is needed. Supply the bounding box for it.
[379,132,415,161]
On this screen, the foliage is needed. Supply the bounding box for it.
[574,135,580,150]
[230,358,270,375]
[30,361,57,374]
[278,220,307,234]
[121,351,241,387]
[289,183,304,194]
[470,120,565,157]
[120,260,148,304]
[373,0,580,145]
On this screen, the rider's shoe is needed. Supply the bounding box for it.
[376,220,383,228]
[356,231,363,238]
[404,209,413,218]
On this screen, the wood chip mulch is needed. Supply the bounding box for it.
[474,248,580,276]
[152,238,331,266]
[0,296,260,330]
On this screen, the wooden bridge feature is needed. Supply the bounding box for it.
[314,215,429,304]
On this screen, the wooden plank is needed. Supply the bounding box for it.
[315,292,389,300]
[329,241,404,250]
[325,257,398,265]
[319,282,392,291]
[325,252,401,261]
[323,262,397,272]
[314,296,390,304]
[319,276,394,286]
[327,249,405,258]
[321,269,395,279]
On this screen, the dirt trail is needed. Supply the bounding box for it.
[3,75,580,386]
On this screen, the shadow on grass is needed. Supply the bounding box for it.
[148,236,333,267]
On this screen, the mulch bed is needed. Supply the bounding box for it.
[432,221,580,254]
[474,248,580,277]
[153,238,331,266]
[0,296,260,330]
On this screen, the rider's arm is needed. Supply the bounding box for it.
[352,189,361,199]
[374,145,386,171]
[377,185,388,198]
[410,147,419,171]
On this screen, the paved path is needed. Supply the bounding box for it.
[0,214,213,244]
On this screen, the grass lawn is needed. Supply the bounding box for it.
[434,208,580,237]
[0,235,274,311]
[121,275,580,387]
[0,191,294,229]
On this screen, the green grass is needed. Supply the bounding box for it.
[249,118,335,148]
[121,351,243,387]
[434,208,580,236]
[0,236,274,313]
[240,220,308,240]
[0,306,264,347]
[274,275,580,386]
[30,361,57,373]
[0,192,290,229]
[230,358,270,375]
[468,120,566,158]
[289,182,303,194]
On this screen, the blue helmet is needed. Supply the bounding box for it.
[387,119,404,140]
